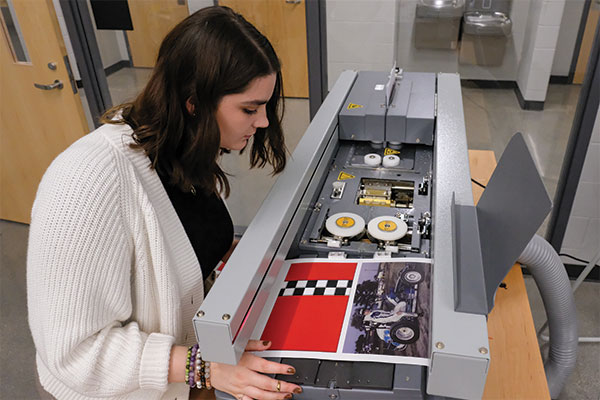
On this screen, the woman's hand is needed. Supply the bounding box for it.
[211,340,302,400]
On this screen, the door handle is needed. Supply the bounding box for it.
[34,79,64,91]
[285,0,301,3]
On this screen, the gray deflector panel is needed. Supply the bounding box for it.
[476,132,552,311]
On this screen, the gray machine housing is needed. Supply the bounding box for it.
[193,71,492,400]
[339,71,435,146]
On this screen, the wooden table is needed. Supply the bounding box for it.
[470,150,550,400]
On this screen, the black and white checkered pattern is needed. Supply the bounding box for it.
[278,280,353,297]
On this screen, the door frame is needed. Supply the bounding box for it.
[59,0,111,127]
[305,0,328,120]
[548,22,600,253]
[569,0,599,84]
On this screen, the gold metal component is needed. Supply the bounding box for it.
[363,189,389,197]
[335,216,355,228]
[378,220,397,231]
[435,342,445,349]
[479,347,488,354]
[197,311,205,317]
[359,197,391,207]
[357,178,414,208]
[222,314,231,321]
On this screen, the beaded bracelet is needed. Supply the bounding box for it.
[185,344,214,390]
[190,345,198,388]
[204,360,212,390]
[185,344,202,388]
[194,355,211,389]
[185,346,192,385]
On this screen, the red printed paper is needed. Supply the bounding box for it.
[260,261,357,352]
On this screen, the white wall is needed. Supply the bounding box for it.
[326,0,579,103]
[326,0,397,90]
[560,108,600,264]
[325,0,540,83]
[188,0,214,14]
[551,0,586,76]
[516,0,566,102]
[394,0,531,80]
[94,29,129,68]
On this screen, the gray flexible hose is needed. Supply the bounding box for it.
[517,234,579,399]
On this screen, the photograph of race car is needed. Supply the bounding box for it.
[342,261,431,357]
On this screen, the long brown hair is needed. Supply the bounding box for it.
[102,6,286,196]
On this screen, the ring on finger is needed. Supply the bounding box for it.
[276,380,281,392]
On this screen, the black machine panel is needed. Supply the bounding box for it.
[294,141,433,259]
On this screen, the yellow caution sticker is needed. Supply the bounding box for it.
[384,148,401,156]
[338,171,355,181]
[347,103,364,110]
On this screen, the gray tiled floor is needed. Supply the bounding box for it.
[1,67,598,399]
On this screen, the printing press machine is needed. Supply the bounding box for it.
[193,68,553,399]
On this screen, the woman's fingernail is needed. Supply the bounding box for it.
[287,367,296,374]
[262,340,271,346]
[293,387,302,394]
[284,394,292,399]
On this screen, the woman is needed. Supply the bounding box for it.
[27,7,301,400]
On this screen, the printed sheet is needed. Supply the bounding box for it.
[251,257,432,366]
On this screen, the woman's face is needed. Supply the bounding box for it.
[216,73,277,151]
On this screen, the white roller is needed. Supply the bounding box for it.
[364,153,382,166]
[325,212,366,238]
[368,216,408,241]
[382,155,400,168]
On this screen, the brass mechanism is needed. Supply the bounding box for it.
[357,178,414,208]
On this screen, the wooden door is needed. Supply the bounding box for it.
[126,0,189,68]
[573,3,599,84]
[0,0,88,224]
[219,0,309,98]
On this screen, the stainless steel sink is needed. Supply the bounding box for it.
[459,11,513,66]
[416,0,465,18]
[463,11,512,36]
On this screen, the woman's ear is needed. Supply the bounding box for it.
[186,98,196,116]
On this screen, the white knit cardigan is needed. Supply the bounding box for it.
[27,123,204,399]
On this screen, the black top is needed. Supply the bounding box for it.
[158,174,233,279]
